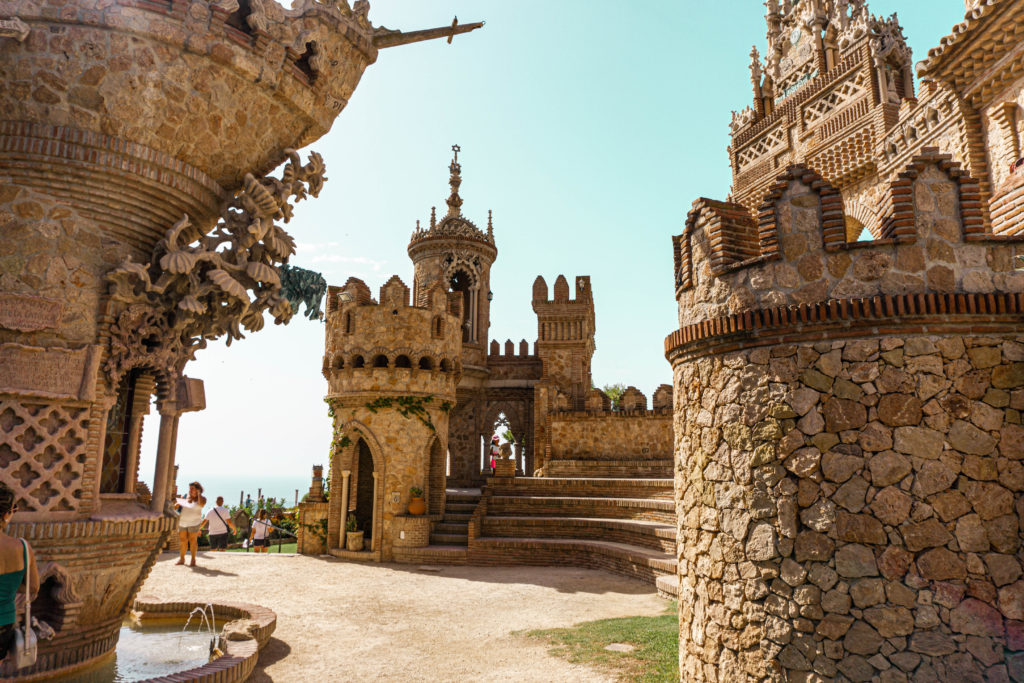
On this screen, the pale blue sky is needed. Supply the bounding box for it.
[151,1,967,485]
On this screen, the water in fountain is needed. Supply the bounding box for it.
[46,607,222,682]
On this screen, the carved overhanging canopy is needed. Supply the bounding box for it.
[104,149,327,383]
[280,264,328,321]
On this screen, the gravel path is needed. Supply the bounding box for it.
[139,551,669,682]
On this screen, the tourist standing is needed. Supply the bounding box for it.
[200,496,236,552]
[175,482,206,567]
[0,483,38,662]
[249,509,272,553]
[489,435,500,472]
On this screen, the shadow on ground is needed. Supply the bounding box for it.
[305,555,659,596]
[250,638,292,682]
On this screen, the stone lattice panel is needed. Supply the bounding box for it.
[0,399,88,513]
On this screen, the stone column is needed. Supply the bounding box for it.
[370,471,379,551]
[339,470,351,541]
[150,404,179,514]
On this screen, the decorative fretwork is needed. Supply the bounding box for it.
[737,125,787,172]
[104,149,327,385]
[803,71,868,126]
[775,62,818,103]
[0,400,88,513]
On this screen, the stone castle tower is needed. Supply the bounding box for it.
[0,0,480,674]
[322,276,462,560]
[532,274,596,411]
[667,1,1024,680]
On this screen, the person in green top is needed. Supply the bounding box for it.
[0,482,38,662]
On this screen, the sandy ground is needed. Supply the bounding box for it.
[139,551,670,682]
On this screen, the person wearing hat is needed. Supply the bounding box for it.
[489,435,500,473]
[175,481,207,567]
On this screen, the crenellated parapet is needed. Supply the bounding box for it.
[671,153,1024,337]
[323,275,462,399]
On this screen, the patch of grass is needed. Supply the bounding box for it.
[226,542,297,554]
[521,601,678,682]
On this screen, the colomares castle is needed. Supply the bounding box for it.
[0,0,1022,681]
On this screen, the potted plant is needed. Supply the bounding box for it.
[408,486,426,515]
[345,513,364,551]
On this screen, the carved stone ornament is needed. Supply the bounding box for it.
[104,149,327,383]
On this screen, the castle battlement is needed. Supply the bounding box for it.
[672,152,1024,331]
[323,275,462,398]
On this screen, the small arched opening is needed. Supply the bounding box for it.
[440,359,451,373]
[353,438,375,547]
[449,269,474,343]
[394,355,412,369]
[335,355,345,370]
[418,357,434,370]
[352,355,365,369]
[372,354,388,368]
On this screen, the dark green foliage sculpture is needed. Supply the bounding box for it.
[280,264,328,321]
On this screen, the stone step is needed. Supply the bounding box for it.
[445,503,478,513]
[443,513,473,523]
[392,545,468,565]
[481,516,676,553]
[434,522,469,534]
[488,478,674,501]
[487,496,675,524]
[470,536,676,585]
[430,533,468,546]
[545,459,674,478]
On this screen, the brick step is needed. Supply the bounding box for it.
[488,477,673,500]
[445,503,478,513]
[469,536,676,586]
[443,513,473,523]
[481,516,676,553]
[445,492,482,503]
[434,522,469,534]
[430,533,468,546]
[487,496,675,524]
[656,573,679,598]
[392,545,468,565]
[545,459,674,478]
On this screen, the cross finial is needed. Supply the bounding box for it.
[452,144,460,163]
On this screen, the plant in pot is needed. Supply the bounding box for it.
[408,486,426,515]
[345,513,364,551]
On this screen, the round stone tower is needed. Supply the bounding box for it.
[666,157,1024,681]
[0,0,480,675]
[322,275,461,561]
[408,146,497,373]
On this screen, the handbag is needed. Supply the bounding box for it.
[10,539,37,668]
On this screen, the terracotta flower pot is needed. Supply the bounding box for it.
[346,530,364,551]
[408,496,426,515]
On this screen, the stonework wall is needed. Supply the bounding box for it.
[672,333,1024,682]
[549,412,673,462]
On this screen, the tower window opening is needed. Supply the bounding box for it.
[352,355,365,368]
[449,269,473,343]
[419,357,434,370]
[395,355,412,368]
[372,354,388,368]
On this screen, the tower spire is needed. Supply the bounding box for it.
[446,144,463,218]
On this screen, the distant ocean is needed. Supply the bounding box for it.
[177,474,313,508]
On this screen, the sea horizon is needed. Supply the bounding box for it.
[173,473,314,508]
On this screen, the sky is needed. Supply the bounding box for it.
[146,1,969,488]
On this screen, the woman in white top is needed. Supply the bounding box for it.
[249,509,273,554]
[175,481,206,567]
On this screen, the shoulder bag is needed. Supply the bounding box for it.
[10,539,37,669]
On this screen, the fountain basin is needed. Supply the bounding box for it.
[13,601,277,683]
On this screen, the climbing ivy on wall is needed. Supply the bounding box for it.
[364,395,452,433]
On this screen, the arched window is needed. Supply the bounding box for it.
[335,355,345,370]
[418,357,434,370]
[344,313,354,335]
[372,354,388,368]
[431,316,444,339]
[449,269,473,343]
[352,355,365,368]
[440,359,451,372]
[394,355,412,368]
